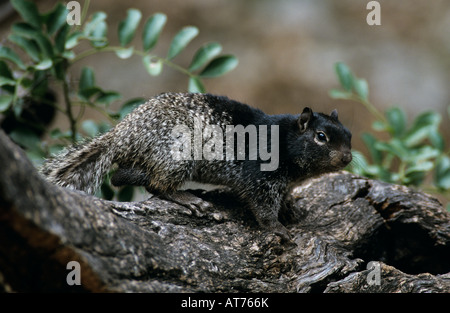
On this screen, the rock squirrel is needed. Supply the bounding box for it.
[41,92,352,241]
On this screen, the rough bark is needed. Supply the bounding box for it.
[0,130,449,293]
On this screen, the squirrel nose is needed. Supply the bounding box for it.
[342,151,352,164]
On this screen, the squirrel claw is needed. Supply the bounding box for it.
[158,191,212,216]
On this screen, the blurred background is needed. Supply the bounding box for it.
[0,0,449,202]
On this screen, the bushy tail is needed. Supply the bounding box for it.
[40,135,115,194]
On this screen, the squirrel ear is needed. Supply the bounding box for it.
[298,107,312,133]
[331,109,338,120]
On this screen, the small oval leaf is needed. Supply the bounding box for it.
[353,78,369,101]
[199,55,238,78]
[8,34,40,62]
[115,47,134,59]
[119,98,146,120]
[188,77,205,93]
[90,21,108,48]
[11,0,41,29]
[46,3,69,35]
[96,91,122,105]
[65,31,83,49]
[328,89,352,100]
[0,77,16,87]
[118,9,142,47]
[189,42,222,72]
[435,156,450,190]
[335,62,353,91]
[0,46,26,70]
[0,94,13,112]
[143,55,163,76]
[167,26,199,60]
[385,107,406,137]
[84,12,107,36]
[79,67,95,98]
[34,58,53,70]
[142,13,167,52]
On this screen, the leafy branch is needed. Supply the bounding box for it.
[330,62,450,203]
[0,0,238,201]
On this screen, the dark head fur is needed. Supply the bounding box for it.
[285,107,352,179]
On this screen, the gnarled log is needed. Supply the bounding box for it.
[0,130,449,293]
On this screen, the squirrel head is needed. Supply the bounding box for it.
[290,107,352,175]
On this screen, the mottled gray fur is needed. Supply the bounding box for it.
[41,92,352,241]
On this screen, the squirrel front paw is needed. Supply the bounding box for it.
[157,190,213,216]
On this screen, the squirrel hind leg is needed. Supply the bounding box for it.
[111,167,150,187]
[111,160,196,194]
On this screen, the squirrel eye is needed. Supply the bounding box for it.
[316,131,328,142]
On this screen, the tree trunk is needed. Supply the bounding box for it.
[0,130,449,293]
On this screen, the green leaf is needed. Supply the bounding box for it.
[403,170,426,186]
[361,133,382,164]
[405,161,434,175]
[199,55,238,78]
[167,26,199,60]
[11,0,41,29]
[375,139,408,160]
[142,13,167,52]
[78,67,96,101]
[328,89,352,100]
[0,60,13,79]
[408,145,440,162]
[81,120,100,137]
[96,91,122,105]
[118,98,146,120]
[34,58,52,70]
[0,77,16,87]
[12,23,54,59]
[115,47,134,59]
[352,78,369,101]
[65,31,83,49]
[90,21,108,48]
[118,185,134,202]
[404,111,441,147]
[9,126,41,150]
[0,46,26,70]
[79,67,95,90]
[142,55,163,76]
[55,23,70,54]
[372,120,388,132]
[84,12,108,48]
[100,181,115,200]
[46,3,68,36]
[429,129,444,151]
[335,62,353,91]
[435,155,450,190]
[188,76,206,93]
[385,107,406,137]
[84,12,107,37]
[8,34,40,62]
[189,42,222,72]
[0,94,13,112]
[118,9,142,47]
